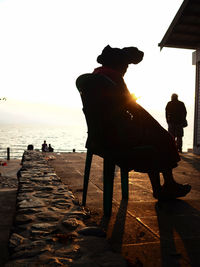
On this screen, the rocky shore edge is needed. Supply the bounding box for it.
[5,150,127,267]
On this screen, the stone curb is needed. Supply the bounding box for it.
[5,151,127,267]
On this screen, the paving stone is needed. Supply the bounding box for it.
[62,218,83,230]
[37,212,61,222]
[9,233,28,248]
[15,214,33,225]
[31,222,57,231]
[64,211,89,219]
[14,240,47,252]
[11,247,48,259]
[6,151,127,266]
[33,192,52,198]
[78,226,106,237]
[18,198,45,209]
[55,244,81,258]
[30,177,52,183]
[30,229,53,237]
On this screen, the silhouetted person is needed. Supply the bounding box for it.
[77,45,191,200]
[27,144,34,150]
[166,94,187,153]
[48,144,54,152]
[42,140,48,152]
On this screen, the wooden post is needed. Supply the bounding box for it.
[7,147,10,160]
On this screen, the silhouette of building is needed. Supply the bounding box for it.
[159,0,200,155]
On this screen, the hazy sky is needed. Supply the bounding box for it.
[0,0,196,126]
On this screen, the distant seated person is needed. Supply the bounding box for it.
[48,144,54,152]
[27,144,34,150]
[42,140,48,152]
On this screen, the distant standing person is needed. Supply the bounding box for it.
[166,93,187,153]
[42,140,48,152]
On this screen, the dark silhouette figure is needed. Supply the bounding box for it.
[77,45,191,200]
[166,93,187,153]
[48,144,54,152]
[27,144,34,150]
[156,200,200,266]
[41,140,48,152]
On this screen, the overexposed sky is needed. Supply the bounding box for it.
[0,0,196,125]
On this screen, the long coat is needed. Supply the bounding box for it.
[77,66,180,172]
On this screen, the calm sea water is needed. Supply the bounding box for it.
[0,123,87,159]
[0,111,194,159]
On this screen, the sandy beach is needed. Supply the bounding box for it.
[0,159,21,266]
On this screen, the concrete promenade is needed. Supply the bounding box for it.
[1,151,200,266]
[49,152,200,267]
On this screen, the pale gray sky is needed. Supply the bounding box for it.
[0,0,195,128]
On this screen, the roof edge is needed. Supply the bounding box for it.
[158,0,190,49]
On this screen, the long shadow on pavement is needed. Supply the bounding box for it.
[156,199,200,267]
[99,199,128,253]
[181,154,200,172]
[107,199,128,252]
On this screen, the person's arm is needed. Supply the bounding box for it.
[165,103,169,123]
[183,103,187,119]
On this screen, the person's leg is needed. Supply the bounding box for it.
[148,171,162,198]
[160,169,191,199]
[175,126,183,152]
[168,123,175,141]
[148,170,180,199]
[174,137,178,149]
[148,169,181,192]
[176,136,183,152]
[147,169,187,199]
[162,169,177,186]
[149,169,191,199]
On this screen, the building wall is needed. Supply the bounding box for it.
[193,50,200,154]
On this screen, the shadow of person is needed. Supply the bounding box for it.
[156,199,200,267]
[180,154,200,172]
[99,199,128,253]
